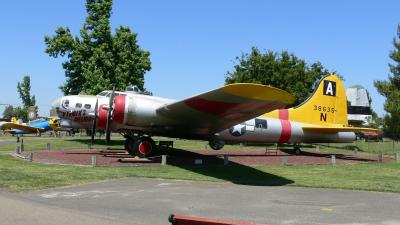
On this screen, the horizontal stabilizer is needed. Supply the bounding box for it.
[302,126,379,133]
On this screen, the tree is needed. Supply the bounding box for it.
[44,0,151,95]
[2,105,14,120]
[225,47,330,106]
[16,75,37,121]
[374,25,400,140]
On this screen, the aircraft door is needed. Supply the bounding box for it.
[255,118,268,131]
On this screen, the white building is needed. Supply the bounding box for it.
[346,85,372,126]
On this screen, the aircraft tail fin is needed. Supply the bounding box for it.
[265,74,349,126]
[11,117,17,124]
[289,74,348,125]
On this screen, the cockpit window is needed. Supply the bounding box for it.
[61,99,70,109]
[75,103,82,108]
[97,91,107,96]
[84,104,91,109]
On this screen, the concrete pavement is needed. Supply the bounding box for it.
[1,178,400,225]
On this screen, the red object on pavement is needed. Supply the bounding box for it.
[169,214,273,225]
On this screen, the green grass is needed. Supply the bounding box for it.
[1,154,400,193]
[0,134,242,152]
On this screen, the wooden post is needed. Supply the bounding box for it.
[27,153,33,162]
[20,139,24,152]
[393,140,395,152]
[316,145,320,152]
[91,155,97,167]
[281,156,288,166]
[395,153,400,162]
[15,145,21,154]
[378,151,383,163]
[161,155,167,165]
[46,143,51,150]
[223,155,229,166]
[331,155,336,165]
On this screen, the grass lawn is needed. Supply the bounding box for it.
[1,154,400,193]
[0,134,242,152]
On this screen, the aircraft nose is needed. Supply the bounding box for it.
[51,97,62,113]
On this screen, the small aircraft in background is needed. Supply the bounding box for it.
[51,74,376,158]
[0,117,60,136]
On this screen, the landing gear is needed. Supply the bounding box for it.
[209,137,225,150]
[124,136,156,158]
[293,145,302,155]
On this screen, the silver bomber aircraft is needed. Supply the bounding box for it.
[51,74,376,158]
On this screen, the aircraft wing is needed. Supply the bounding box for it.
[0,123,45,133]
[302,126,379,133]
[157,83,295,134]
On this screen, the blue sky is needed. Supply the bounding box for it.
[0,0,399,117]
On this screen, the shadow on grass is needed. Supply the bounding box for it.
[279,148,376,162]
[62,147,294,186]
[64,138,125,147]
[159,148,293,186]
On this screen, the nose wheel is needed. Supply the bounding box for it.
[125,136,156,158]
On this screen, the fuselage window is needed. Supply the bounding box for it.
[75,103,82,109]
[255,119,268,129]
[84,104,91,109]
[61,99,70,109]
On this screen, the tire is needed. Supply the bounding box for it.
[125,138,136,156]
[294,146,301,155]
[209,138,225,150]
[133,137,156,158]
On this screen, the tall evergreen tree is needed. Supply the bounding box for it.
[225,47,330,106]
[45,0,151,95]
[374,25,400,140]
[16,75,37,121]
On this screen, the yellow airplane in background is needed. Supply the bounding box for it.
[0,117,61,135]
[52,74,377,157]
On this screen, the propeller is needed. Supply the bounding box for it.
[105,88,115,144]
[90,99,99,144]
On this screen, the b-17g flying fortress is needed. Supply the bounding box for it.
[1,1,400,225]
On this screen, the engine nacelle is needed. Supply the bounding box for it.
[97,105,109,130]
[111,95,165,128]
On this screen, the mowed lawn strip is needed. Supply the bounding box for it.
[1,155,400,193]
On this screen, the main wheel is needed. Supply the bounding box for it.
[133,137,156,158]
[294,146,302,155]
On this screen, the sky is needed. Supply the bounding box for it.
[1,0,400,117]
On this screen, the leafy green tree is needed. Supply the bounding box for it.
[16,75,37,121]
[374,25,400,140]
[225,47,330,106]
[2,105,14,120]
[44,0,151,95]
[13,107,28,122]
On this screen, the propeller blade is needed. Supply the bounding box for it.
[105,88,115,144]
[91,99,99,144]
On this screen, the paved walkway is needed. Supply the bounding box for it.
[1,178,400,225]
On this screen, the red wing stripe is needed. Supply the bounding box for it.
[278,109,292,143]
[184,97,273,116]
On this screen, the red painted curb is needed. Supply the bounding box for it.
[169,214,273,225]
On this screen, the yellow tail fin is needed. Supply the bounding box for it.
[11,117,17,124]
[265,74,349,126]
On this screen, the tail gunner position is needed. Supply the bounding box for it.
[52,74,376,158]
